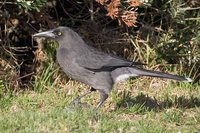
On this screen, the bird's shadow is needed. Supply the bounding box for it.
[116,92,200,112]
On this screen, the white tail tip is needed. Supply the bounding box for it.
[185,77,193,82]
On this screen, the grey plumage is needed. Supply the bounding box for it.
[33,26,192,109]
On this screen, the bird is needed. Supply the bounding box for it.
[33,26,192,109]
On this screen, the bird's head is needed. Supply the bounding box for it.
[32,26,69,40]
[33,26,86,49]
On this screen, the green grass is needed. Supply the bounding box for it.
[0,79,199,132]
[0,0,199,132]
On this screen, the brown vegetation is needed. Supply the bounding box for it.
[0,0,199,94]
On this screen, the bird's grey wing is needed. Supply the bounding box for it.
[75,51,144,72]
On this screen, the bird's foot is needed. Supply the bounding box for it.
[69,98,80,106]
[69,99,91,109]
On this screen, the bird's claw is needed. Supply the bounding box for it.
[69,99,91,109]
[69,98,80,106]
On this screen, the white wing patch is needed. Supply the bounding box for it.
[115,74,138,82]
[185,77,193,82]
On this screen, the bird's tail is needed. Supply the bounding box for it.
[111,67,192,82]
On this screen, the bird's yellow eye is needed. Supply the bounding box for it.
[57,31,62,36]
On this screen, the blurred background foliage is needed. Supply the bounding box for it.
[0,0,199,95]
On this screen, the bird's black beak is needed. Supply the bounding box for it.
[32,29,55,38]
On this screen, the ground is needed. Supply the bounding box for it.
[0,77,199,132]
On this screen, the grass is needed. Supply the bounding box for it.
[0,74,199,132]
[1,30,199,132]
[0,0,199,132]
[0,41,199,132]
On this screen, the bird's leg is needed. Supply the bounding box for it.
[95,91,108,110]
[70,87,96,106]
